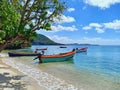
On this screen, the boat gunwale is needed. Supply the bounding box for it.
[79,47,88,50]
[41,50,76,58]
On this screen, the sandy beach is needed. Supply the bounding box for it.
[0,52,77,90]
[0,54,47,90]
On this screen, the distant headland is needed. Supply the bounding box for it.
[32,34,99,46]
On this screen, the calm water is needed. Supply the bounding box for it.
[29,45,120,75]
[15,45,120,90]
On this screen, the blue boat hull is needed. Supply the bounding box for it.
[8,52,40,57]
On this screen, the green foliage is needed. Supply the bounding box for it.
[29,32,38,40]
[0,30,6,44]
[43,23,51,30]
[0,0,20,40]
[0,30,6,38]
[0,0,66,50]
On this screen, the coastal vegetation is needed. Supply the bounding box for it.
[0,0,66,52]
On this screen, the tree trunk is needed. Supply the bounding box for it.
[0,43,8,52]
[0,35,21,52]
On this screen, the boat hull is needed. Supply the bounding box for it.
[41,54,74,63]
[40,50,76,63]
[59,46,67,48]
[36,48,47,50]
[76,47,88,53]
[8,52,40,57]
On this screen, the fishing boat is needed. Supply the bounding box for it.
[76,47,88,53]
[8,52,40,57]
[59,46,67,48]
[35,50,76,63]
[36,48,47,50]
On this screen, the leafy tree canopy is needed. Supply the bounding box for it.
[0,0,66,51]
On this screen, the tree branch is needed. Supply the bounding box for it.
[18,0,30,29]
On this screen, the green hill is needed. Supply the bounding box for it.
[32,34,62,45]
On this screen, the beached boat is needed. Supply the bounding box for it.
[36,50,76,63]
[36,48,47,50]
[8,52,40,57]
[76,47,88,53]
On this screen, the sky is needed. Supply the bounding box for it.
[37,0,120,45]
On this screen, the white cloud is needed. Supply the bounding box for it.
[48,35,74,44]
[82,22,104,33]
[82,26,92,30]
[82,23,102,31]
[54,15,75,24]
[82,37,120,45]
[82,19,120,33]
[39,24,78,32]
[78,37,102,44]
[47,11,75,24]
[89,23,102,28]
[51,25,78,32]
[78,37,120,45]
[67,8,75,12]
[84,0,120,9]
[48,35,120,45]
[104,20,120,30]
[95,28,105,33]
[45,11,76,32]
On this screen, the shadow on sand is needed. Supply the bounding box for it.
[0,72,27,90]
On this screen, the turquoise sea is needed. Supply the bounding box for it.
[13,45,120,90]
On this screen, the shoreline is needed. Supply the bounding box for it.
[1,50,120,90]
[0,54,46,90]
[0,53,77,90]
